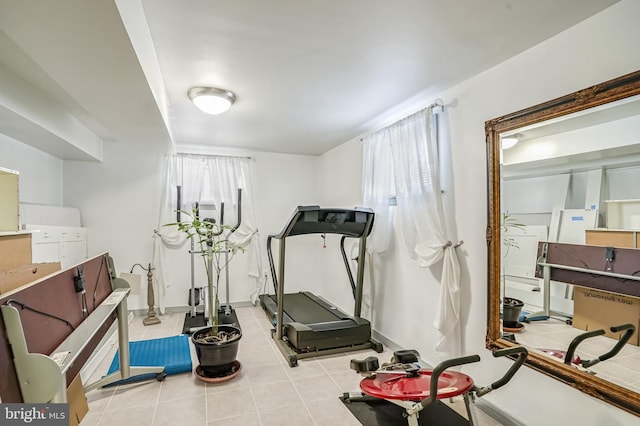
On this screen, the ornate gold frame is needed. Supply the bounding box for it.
[485,70,640,416]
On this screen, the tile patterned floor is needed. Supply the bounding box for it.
[81,306,503,425]
[510,315,640,393]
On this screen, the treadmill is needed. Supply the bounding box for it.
[259,205,383,366]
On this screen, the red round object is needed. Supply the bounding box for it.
[360,369,474,401]
[538,349,581,365]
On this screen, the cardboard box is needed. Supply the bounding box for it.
[0,233,32,272]
[585,229,638,248]
[66,374,89,426]
[573,286,640,346]
[0,262,61,294]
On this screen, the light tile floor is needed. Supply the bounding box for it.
[81,306,503,425]
[509,315,640,393]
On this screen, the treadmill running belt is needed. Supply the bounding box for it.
[274,293,344,324]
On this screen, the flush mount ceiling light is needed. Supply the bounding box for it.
[188,87,236,115]
[501,134,520,150]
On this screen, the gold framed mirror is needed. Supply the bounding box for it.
[486,70,640,416]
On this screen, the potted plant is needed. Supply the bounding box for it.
[165,205,244,378]
[502,296,524,328]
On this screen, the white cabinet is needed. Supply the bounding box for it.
[24,225,87,269]
[0,167,19,232]
[30,226,60,262]
[60,228,87,268]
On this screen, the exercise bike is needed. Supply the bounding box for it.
[342,346,528,426]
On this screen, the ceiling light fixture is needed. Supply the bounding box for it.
[501,135,520,150]
[188,87,236,115]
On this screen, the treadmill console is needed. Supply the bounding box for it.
[277,206,374,238]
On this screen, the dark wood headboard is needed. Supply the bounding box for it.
[535,242,640,297]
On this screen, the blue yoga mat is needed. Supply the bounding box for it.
[106,334,192,385]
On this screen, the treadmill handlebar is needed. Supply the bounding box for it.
[267,234,278,294]
[271,206,375,239]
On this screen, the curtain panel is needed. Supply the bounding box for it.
[153,154,261,313]
[362,107,462,359]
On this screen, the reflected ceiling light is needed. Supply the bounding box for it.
[501,135,519,150]
[188,87,236,115]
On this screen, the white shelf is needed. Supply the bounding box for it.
[605,199,640,229]
[0,230,35,237]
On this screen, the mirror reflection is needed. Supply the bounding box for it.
[486,70,640,415]
[499,94,640,394]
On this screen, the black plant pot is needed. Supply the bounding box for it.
[192,325,242,377]
[502,297,524,327]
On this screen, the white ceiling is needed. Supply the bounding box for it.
[0,0,619,159]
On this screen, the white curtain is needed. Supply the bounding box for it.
[152,154,261,313]
[362,134,394,254]
[362,106,462,359]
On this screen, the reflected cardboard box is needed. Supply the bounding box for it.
[573,286,640,346]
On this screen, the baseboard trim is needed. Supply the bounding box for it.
[130,301,256,317]
[475,399,527,426]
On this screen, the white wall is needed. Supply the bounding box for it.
[251,151,322,296]
[63,141,166,308]
[317,1,640,425]
[62,141,322,310]
[1,123,323,311]
[313,140,367,312]
[0,133,63,205]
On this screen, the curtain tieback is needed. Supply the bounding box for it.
[443,240,464,249]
